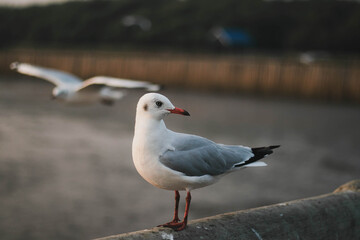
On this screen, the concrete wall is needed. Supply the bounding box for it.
[96,180,360,240]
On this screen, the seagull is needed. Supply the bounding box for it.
[132,93,280,231]
[10,62,160,105]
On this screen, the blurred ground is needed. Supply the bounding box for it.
[0,75,359,240]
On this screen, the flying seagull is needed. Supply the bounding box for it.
[132,93,280,231]
[10,62,160,105]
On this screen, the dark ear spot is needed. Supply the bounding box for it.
[143,104,148,111]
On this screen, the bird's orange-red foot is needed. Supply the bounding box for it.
[158,191,191,231]
[157,216,181,227]
[158,191,181,227]
[157,218,180,227]
[159,221,187,231]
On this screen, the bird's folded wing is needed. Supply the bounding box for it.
[159,135,254,177]
[77,76,160,92]
[10,62,82,87]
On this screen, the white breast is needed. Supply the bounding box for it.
[132,129,218,191]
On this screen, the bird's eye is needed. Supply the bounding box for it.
[156,101,163,107]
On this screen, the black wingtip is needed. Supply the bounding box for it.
[269,145,280,149]
[235,145,280,168]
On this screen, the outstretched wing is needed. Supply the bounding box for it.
[159,133,255,177]
[77,76,161,93]
[10,62,82,87]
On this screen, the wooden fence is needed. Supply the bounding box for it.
[1,49,359,102]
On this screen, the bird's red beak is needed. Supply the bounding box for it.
[168,107,190,116]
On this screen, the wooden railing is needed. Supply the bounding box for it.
[95,180,360,240]
[1,49,359,102]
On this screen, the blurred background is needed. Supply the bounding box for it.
[0,0,359,239]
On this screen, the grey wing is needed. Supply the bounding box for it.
[10,62,82,87]
[159,134,254,177]
[77,76,160,92]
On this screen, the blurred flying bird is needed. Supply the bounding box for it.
[132,93,280,231]
[10,62,160,105]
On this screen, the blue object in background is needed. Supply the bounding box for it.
[211,27,253,47]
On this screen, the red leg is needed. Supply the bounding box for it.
[159,191,191,231]
[173,190,181,223]
[158,191,181,227]
[175,191,191,231]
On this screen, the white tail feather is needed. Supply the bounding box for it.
[245,161,267,167]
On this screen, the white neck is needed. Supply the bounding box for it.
[133,114,169,154]
[135,115,167,135]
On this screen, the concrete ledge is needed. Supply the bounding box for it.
[95,180,360,240]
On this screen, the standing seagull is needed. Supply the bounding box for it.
[10,62,160,105]
[132,93,279,231]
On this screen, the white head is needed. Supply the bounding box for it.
[136,93,190,121]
